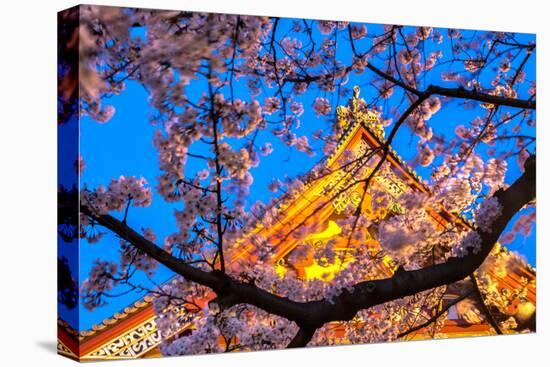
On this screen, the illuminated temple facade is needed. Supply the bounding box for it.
[58,88,536,361]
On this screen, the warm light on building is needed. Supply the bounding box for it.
[58,88,536,360]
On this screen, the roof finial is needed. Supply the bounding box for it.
[353,85,360,100]
[335,86,384,140]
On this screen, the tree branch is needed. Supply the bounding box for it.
[207,62,226,274]
[287,326,316,348]
[427,85,535,110]
[345,28,535,111]
[469,274,503,334]
[397,288,474,339]
[310,156,535,326]
[81,156,535,333]
[365,63,535,110]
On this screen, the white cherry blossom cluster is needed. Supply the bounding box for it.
[153,123,194,202]
[119,240,158,276]
[160,310,223,356]
[81,260,118,310]
[474,197,503,233]
[218,305,298,351]
[80,176,152,215]
[500,210,535,244]
[321,286,447,345]
[377,206,438,268]
[483,158,507,195]
[452,231,482,258]
[263,96,281,115]
[153,278,208,338]
[313,97,332,116]
[418,144,435,167]
[437,177,475,213]
[214,95,263,138]
[475,246,535,332]
[216,142,252,180]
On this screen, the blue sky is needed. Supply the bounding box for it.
[59,17,536,331]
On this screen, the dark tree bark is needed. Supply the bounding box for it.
[81,155,535,347]
[364,61,536,110]
[287,327,317,348]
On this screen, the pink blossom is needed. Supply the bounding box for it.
[295,136,314,156]
[263,97,281,115]
[517,149,530,172]
[142,227,157,242]
[119,240,158,276]
[82,176,152,215]
[290,101,304,116]
[474,197,502,233]
[81,260,118,310]
[452,231,482,257]
[75,155,86,175]
[499,60,511,73]
[483,158,507,194]
[259,142,274,156]
[350,24,367,39]
[313,97,331,116]
[416,27,432,40]
[267,179,282,193]
[281,37,302,56]
[464,59,485,73]
[418,144,435,167]
[318,20,336,34]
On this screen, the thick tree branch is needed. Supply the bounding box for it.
[81,204,316,323]
[309,156,535,326]
[426,85,535,110]
[366,63,535,110]
[287,326,316,348]
[81,156,535,334]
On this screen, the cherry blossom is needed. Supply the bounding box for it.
[81,260,118,310]
[474,197,503,233]
[313,97,332,117]
[80,176,152,216]
[70,8,536,355]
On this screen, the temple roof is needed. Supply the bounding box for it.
[59,87,536,359]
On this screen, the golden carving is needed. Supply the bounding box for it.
[336,105,350,129]
[320,168,357,214]
[388,200,405,214]
[57,339,77,359]
[328,137,409,215]
[337,86,384,138]
[353,139,369,159]
[83,305,194,360]
[332,190,365,214]
[84,318,160,360]
[375,174,409,198]
[332,192,350,214]
[304,220,342,249]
